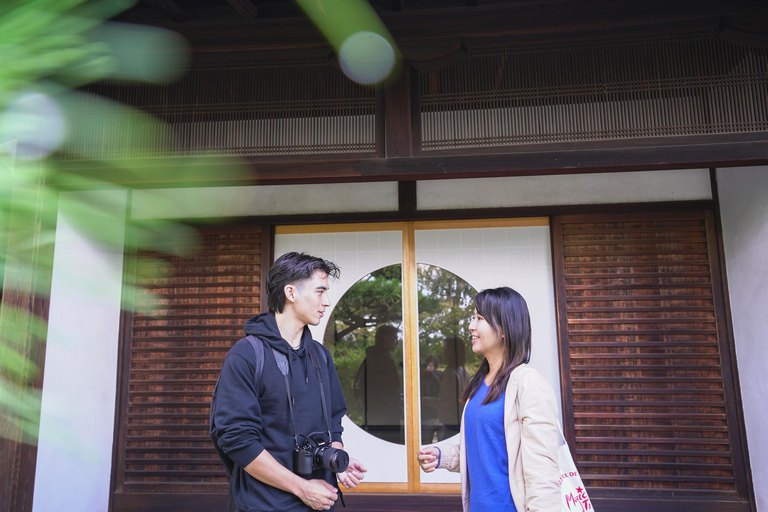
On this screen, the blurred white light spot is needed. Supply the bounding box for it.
[339,31,395,85]
[0,93,66,160]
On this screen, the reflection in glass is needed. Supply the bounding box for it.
[323,265,405,444]
[323,263,480,446]
[417,264,479,443]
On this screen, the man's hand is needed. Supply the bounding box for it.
[336,458,367,489]
[297,478,338,511]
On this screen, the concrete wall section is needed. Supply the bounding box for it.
[716,167,768,512]
[32,190,128,512]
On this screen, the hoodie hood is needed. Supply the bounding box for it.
[244,312,315,387]
[243,312,313,356]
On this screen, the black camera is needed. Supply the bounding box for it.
[294,433,349,476]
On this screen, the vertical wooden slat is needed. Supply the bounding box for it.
[551,216,578,452]
[703,210,751,500]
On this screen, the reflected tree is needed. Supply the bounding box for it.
[323,265,403,430]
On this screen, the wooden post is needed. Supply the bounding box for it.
[0,149,54,512]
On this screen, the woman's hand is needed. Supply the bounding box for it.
[337,458,367,489]
[417,446,440,473]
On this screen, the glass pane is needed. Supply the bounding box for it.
[323,264,405,445]
[416,263,480,445]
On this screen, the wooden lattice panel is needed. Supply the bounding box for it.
[115,228,262,492]
[420,29,768,150]
[67,59,376,159]
[552,211,747,499]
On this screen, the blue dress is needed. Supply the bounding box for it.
[464,381,518,512]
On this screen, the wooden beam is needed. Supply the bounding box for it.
[225,0,259,20]
[140,0,189,23]
[155,0,768,53]
[391,0,405,12]
[384,66,414,158]
[0,159,54,512]
[52,132,768,188]
[398,181,417,211]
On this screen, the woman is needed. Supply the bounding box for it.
[417,287,560,512]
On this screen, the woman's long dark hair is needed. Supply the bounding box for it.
[461,287,532,405]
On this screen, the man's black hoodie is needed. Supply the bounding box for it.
[212,312,347,512]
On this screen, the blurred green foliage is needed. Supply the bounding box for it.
[0,0,205,443]
[0,0,401,445]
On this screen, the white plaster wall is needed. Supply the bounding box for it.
[32,190,127,512]
[716,167,768,512]
[131,181,399,219]
[30,169,729,507]
[417,169,712,209]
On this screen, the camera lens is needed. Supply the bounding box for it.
[318,446,349,473]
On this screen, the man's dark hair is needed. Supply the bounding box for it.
[266,252,341,313]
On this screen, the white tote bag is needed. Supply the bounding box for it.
[557,426,594,512]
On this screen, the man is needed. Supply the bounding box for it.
[353,325,403,442]
[212,252,367,511]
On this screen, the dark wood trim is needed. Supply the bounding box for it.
[147,0,768,54]
[550,216,577,452]
[108,487,753,511]
[0,299,51,512]
[384,66,414,158]
[707,170,757,510]
[590,497,751,512]
[398,181,417,212]
[409,66,422,155]
[260,223,273,314]
[375,85,386,158]
[0,167,56,512]
[705,209,750,497]
[110,189,139,504]
[111,252,140,499]
[53,133,768,188]
[176,200,715,230]
[110,309,135,502]
[111,492,462,512]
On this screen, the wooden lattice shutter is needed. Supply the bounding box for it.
[552,211,750,511]
[113,226,266,503]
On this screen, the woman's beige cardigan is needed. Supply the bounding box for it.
[436,364,561,512]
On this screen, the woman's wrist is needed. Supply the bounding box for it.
[436,446,442,468]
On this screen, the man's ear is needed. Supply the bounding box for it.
[284,284,297,305]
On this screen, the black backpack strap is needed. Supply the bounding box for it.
[210,335,267,512]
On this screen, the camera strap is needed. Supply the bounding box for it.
[274,344,333,450]
[308,347,333,441]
